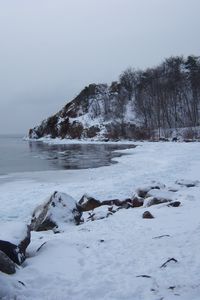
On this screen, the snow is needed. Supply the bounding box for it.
[0,142,200,299]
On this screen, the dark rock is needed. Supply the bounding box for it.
[183,139,193,143]
[36,219,57,232]
[167,201,181,207]
[142,211,154,219]
[159,137,169,142]
[168,286,176,290]
[101,199,122,206]
[131,196,144,207]
[0,240,24,265]
[78,194,101,212]
[172,137,178,142]
[168,188,178,192]
[101,198,134,208]
[175,179,199,188]
[0,250,16,274]
[31,191,82,231]
[0,226,30,268]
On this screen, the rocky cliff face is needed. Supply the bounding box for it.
[29,82,147,141]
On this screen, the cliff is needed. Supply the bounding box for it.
[29,82,146,141]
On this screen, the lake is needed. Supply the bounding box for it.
[0,135,135,175]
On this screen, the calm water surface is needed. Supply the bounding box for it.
[0,135,135,175]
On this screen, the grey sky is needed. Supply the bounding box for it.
[0,0,199,134]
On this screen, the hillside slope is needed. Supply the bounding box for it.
[29,82,145,141]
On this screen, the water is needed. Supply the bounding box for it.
[0,135,135,175]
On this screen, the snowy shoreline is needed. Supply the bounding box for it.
[1,141,200,299]
[24,136,137,145]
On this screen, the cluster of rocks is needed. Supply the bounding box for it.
[1,179,198,275]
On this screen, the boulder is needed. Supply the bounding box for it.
[0,250,16,274]
[131,196,144,207]
[142,211,154,219]
[0,240,25,265]
[101,199,123,206]
[78,194,101,211]
[167,201,181,207]
[101,198,133,208]
[175,179,199,188]
[30,191,82,231]
[136,183,165,198]
[0,225,31,269]
[144,196,171,207]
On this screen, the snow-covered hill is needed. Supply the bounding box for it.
[29,82,145,141]
[29,55,200,141]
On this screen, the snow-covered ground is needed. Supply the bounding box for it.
[1,142,200,299]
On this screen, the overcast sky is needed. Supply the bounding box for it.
[0,0,199,134]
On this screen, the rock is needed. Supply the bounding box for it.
[136,187,151,198]
[144,196,171,207]
[146,189,174,200]
[131,196,144,207]
[136,183,165,198]
[0,225,31,267]
[0,240,25,265]
[78,194,101,211]
[108,206,117,213]
[159,137,169,142]
[84,206,114,222]
[101,199,123,206]
[142,211,154,219]
[168,187,178,192]
[172,137,178,142]
[18,225,31,258]
[175,179,199,188]
[167,201,181,207]
[0,250,16,274]
[30,191,82,231]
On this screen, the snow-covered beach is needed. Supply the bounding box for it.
[1,141,200,299]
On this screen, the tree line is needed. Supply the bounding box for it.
[119,55,200,136]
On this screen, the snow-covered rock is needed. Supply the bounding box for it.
[136,182,165,198]
[83,205,115,222]
[78,194,101,211]
[144,196,172,207]
[0,240,26,266]
[175,179,199,188]
[30,191,82,231]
